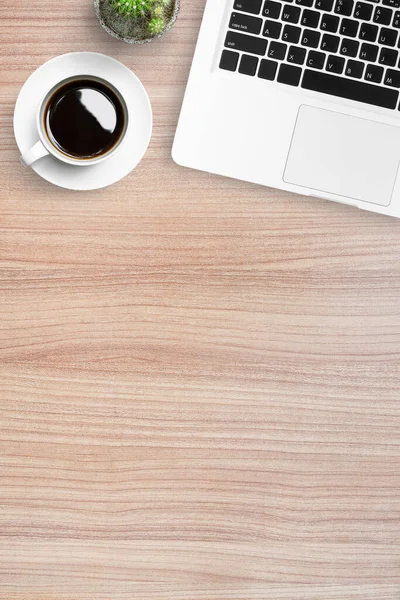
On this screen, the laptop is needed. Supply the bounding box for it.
[172,0,400,218]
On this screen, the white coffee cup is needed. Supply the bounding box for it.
[20,75,129,168]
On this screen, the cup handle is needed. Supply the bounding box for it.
[20,140,50,167]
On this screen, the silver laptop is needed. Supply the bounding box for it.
[172,0,400,218]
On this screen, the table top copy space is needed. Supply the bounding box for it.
[1,0,400,598]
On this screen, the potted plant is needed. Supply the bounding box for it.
[94,0,179,43]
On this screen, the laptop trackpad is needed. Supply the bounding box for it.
[284,105,400,207]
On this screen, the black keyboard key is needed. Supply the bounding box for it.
[326,54,345,71]
[301,9,320,27]
[314,0,333,12]
[287,45,307,63]
[307,50,326,68]
[373,6,392,24]
[225,31,268,54]
[334,0,354,16]
[384,68,400,85]
[320,13,340,30]
[239,53,259,74]
[340,37,360,56]
[365,63,384,81]
[219,49,240,71]
[277,63,302,84]
[315,0,334,10]
[234,0,263,13]
[282,24,301,42]
[359,42,379,60]
[268,40,287,58]
[281,4,301,21]
[302,68,398,107]
[321,33,340,51]
[262,0,282,17]
[258,58,278,78]
[378,27,398,45]
[379,46,398,64]
[393,10,400,26]
[295,0,313,6]
[263,19,283,37]
[383,0,400,8]
[354,1,373,19]
[340,18,359,35]
[359,22,378,40]
[301,28,321,46]
[229,12,263,34]
[345,59,364,77]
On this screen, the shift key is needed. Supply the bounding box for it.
[225,31,267,55]
[229,12,263,34]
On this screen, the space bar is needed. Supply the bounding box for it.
[302,70,399,110]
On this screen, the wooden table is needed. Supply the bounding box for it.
[1,0,400,597]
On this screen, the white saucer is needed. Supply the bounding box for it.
[14,52,152,190]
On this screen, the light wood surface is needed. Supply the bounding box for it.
[1,0,400,598]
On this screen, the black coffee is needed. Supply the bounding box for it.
[45,78,125,159]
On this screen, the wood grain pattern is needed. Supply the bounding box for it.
[1,0,400,597]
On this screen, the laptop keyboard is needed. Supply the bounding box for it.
[219,0,400,110]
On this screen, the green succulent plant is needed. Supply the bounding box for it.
[108,0,172,36]
[152,5,164,17]
[110,0,154,17]
[148,16,165,34]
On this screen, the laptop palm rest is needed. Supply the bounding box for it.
[283,105,400,207]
